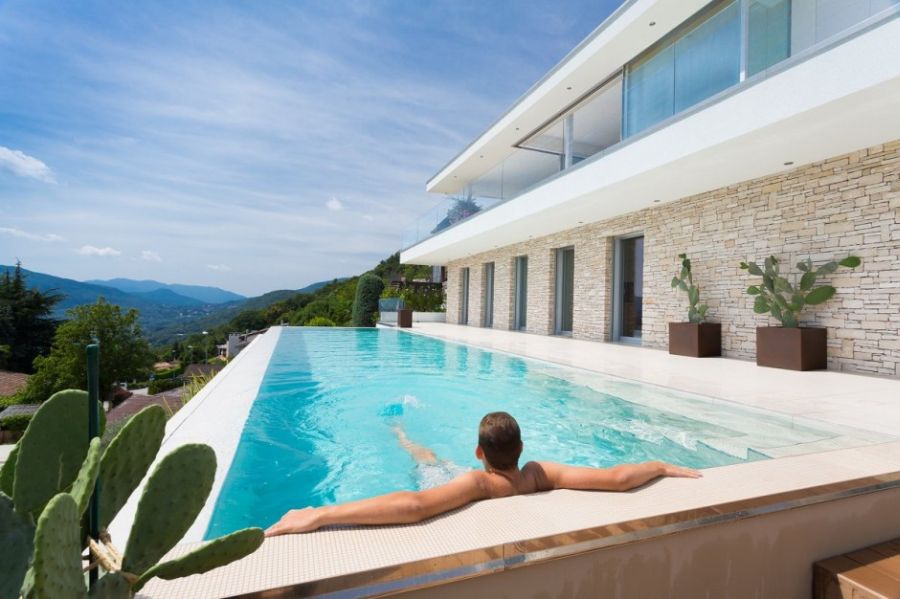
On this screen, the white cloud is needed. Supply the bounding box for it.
[0,227,64,242]
[326,197,344,211]
[0,146,55,182]
[141,250,162,262]
[77,245,122,257]
[207,263,232,272]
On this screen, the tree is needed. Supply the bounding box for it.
[351,274,384,327]
[0,262,61,372]
[20,299,154,403]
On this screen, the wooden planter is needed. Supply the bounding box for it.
[668,323,721,357]
[397,309,413,328]
[756,326,827,371]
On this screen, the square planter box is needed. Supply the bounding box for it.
[756,326,827,371]
[397,309,413,328]
[668,323,721,357]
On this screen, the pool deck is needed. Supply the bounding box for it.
[135,325,900,598]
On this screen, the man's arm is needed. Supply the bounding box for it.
[535,461,700,492]
[265,472,488,536]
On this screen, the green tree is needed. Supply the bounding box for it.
[20,299,154,403]
[0,262,61,372]
[351,274,384,327]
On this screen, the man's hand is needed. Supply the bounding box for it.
[660,463,702,479]
[266,507,321,537]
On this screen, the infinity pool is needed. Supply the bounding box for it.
[206,327,853,538]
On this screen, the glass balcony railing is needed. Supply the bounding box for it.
[400,194,503,250]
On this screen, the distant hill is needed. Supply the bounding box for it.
[86,278,245,304]
[131,288,204,307]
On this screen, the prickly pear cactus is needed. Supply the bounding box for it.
[671,253,709,324]
[135,527,264,591]
[70,438,102,517]
[99,405,166,529]
[14,390,93,519]
[29,493,86,599]
[0,493,33,599]
[741,255,861,327]
[0,442,17,496]
[122,444,216,576]
[88,572,131,599]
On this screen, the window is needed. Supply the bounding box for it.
[460,268,470,325]
[514,256,528,330]
[624,1,741,137]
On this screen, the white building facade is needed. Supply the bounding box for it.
[400,0,900,375]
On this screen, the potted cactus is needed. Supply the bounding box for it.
[669,253,720,357]
[740,255,861,371]
[0,389,264,598]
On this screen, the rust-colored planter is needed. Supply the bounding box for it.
[397,309,413,328]
[756,326,827,371]
[668,323,721,357]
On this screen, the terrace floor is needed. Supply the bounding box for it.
[135,325,900,598]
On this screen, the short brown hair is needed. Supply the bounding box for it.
[478,412,522,470]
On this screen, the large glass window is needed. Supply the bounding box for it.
[791,0,898,55]
[460,267,470,325]
[555,248,575,335]
[625,1,740,137]
[748,0,791,76]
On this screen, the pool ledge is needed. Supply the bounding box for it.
[139,440,900,598]
[109,327,283,544]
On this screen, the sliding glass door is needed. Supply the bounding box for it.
[555,248,574,335]
[482,262,495,328]
[460,267,470,325]
[514,256,528,331]
[614,236,644,343]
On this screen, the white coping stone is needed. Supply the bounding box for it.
[108,327,283,545]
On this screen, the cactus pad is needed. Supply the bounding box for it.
[30,493,86,599]
[14,390,92,519]
[0,493,33,599]
[99,405,166,529]
[123,444,216,576]
[69,438,102,517]
[135,527,264,591]
[87,572,131,599]
[0,442,18,497]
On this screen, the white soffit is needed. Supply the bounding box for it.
[402,18,900,265]
[426,0,710,195]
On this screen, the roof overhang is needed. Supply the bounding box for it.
[403,17,900,265]
[426,0,711,195]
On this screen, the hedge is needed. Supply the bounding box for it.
[0,413,33,432]
[148,378,183,395]
[351,274,384,327]
[306,316,336,327]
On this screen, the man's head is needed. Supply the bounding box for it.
[476,412,522,471]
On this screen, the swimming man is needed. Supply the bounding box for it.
[266,411,700,536]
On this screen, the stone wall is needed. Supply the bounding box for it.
[444,140,900,376]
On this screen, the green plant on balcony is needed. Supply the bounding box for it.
[670,253,708,324]
[0,389,263,598]
[739,255,861,327]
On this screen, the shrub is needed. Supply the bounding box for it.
[351,274,384,327]
[148,378,182,395]
[0,413,32,432]
[306,316,336,327]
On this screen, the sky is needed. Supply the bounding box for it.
[0,0,622,296]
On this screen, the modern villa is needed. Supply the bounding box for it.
[401,0,900,376]
[23,3,900,598]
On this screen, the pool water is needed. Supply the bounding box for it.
[206,328,849,537]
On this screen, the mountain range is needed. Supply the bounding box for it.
[2,265,334,345]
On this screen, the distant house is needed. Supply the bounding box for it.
[184,363,225,380]
[0,371,29,399]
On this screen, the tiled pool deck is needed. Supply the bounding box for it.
[130,325,900,598]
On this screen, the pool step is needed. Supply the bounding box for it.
[697,437,768,461]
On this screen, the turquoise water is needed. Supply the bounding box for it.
[205,328,836,537]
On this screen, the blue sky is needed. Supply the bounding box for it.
[0,0,621,296]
